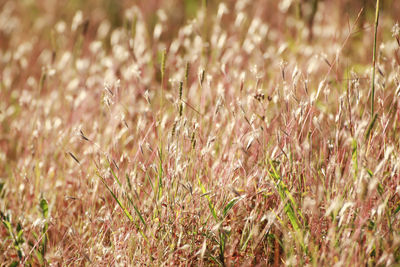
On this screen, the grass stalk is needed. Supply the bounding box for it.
[160,48,167,110]
[371,0,380,116]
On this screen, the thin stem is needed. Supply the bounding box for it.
[371,0,380,116]
[160,49,167,110]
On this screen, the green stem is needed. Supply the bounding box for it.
[371,0,380,116]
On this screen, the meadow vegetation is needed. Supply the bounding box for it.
[1,0,400,265]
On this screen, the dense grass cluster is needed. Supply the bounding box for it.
[1,0,400,265]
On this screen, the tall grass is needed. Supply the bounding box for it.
[0,0,399,265]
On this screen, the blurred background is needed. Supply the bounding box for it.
[1,0,399,51]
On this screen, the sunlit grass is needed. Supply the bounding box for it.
[1,0,400,265]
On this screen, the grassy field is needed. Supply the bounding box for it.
[1,0,400,265]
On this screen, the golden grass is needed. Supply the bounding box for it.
[1,0,400,265]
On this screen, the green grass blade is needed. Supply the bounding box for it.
[125,194,147,228]
[97,173,133,222]
[365,113,378,141]
[222,196,242,218]
[394,204,400,216]
[39,198,48,219]
[284,203,300,231]
[198,177,218,221]
[133,205,147,228]
[146,172,154,191]
[39,198,49,257]
[108,162,122,187]
[126,173,132,191]
[268,160,303,231]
